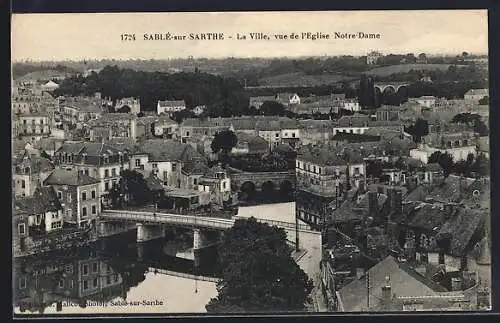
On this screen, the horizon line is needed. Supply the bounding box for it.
[12,52,489,64]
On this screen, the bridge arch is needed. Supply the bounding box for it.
[382,85,396,96]
[240,181,257,200]
[261,181,276,195]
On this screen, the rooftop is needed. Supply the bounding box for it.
[43,169,100,186]
[14,186,62,215]
[158,100,186,107]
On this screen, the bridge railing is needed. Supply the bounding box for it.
[233,215,313,232]
[101,210,234,230]
[146,267,220,283]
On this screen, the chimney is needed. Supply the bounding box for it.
[381,276,392,311]
[368,191,378,219]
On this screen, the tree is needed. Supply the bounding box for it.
[428,151,442,164]
[473,119,489,136]
[358,75,377,109]
[206,217,313,313]
[438,152,454,177]
[260,101,287,116]
[211,130,238,154]
[366,160,383,179]
[110,170,151,207]
[462,51,469,58]
[478,96,489,105]
[405,118,429,143]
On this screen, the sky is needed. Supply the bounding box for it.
[11,10,488,62]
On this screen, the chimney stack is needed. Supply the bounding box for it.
[381,276,392,311]
[368,191,378,219]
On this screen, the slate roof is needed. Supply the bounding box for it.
[331,133,381,142]
[297,143,364,166]
[56,142,123,157]
[158,100,186,107]
[66,102,103,113]
[404,185,432,202]
[15,186,62,215]
[337,114,371,127]
[43,169,100,186]
[427,175,475,203]
[182,162,210,175]
[438,207,485,256]
[337,256,440,312]
[405,203,454,231]
[235,132,269,153]
[13,154,54,173]
[136,139,204,162]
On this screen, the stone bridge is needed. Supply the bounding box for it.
[374,82,409,95]
[228,169,296,195]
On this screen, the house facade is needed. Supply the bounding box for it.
[115,97,141,114]
[53,142,130,201]
[157,100,186,115]
[12,152,54,198]
[43,169,101,229]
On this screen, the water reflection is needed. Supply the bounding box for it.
[13,231,220,315]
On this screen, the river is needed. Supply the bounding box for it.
[13,202,306,315]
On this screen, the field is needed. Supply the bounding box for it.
[258,72,356,87]
[365,64,467,77]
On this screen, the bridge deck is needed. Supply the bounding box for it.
[101,210,319,234]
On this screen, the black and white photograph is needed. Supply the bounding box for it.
[11,10,491,315]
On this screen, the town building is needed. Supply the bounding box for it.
[296,143,366,229]
[40,80,59,92]
[333,115,371,135]
[87,113,141,141]
[14,112,51,139]
[157,100,186,115]
[416,96,437,108]
[153,116,179,138]
[342,99,361,112]
[53,142,130,202]
[298,120,335,146]
[249,96,276,110]
[59,100,104,128]
[367,51,383,65]
[114,97,141,115]
[464,89,488,102]
[197,165,233,206]
[180,162,210,191]
[12,151,54,198]
[43,169,101,229]
[410,132,477,164]
[129,139,206,188]
[376,106,402,121]
[334,256,480,312]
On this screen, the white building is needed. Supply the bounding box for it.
[367,51,383,65]
[464,89,488,102]
[157,100,186,115]
[115,97,141,115]
[416,96,436,108]
[343,100,361,112]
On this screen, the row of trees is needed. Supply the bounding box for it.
[428,151,489,178]
[451,113,489,136]
[54,65,249,117]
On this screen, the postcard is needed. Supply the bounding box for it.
[11,10,491,316]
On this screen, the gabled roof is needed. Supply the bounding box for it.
[137,139,204,162]
[43,169,100,186]
[15,186,62,215]
[337,256,440,312]
[337,114,371,127]
[56,142,123,157]
[438,207,485,256]
[182,161,210,175]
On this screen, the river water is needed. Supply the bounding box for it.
[13,202,299,315]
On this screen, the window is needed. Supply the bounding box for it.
[275,133,279,137]
[65,265,73,273]
[82,264,89,275]
[19,277,27,289]
[354,167,360,175]
[66,209,72,218]
[84,169,89,176]
[313,166,316,173]
[104,182,109,191]
[82,207,87,217]
[81,191,87,201]
[152,163,158,169]
[83,280,89,290]
[18,223,26,236]
[106,276,112,285]
[104,169,109,178]
[91,205,97,215]
[292,133,296,138]
[112,168,116,177]
[58,280,64,288]
[92,262,98,273]
[186,131,190,137]
[284,132,288,137]
[70,280,74,289]
[172,163,177,171]
[21,180,25,189]
[91,190,96,199]
[67,193,72,203]
[135,159,141,166]
[222,181,226,189]
[40,119,44,125]
[193,178,198,185]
